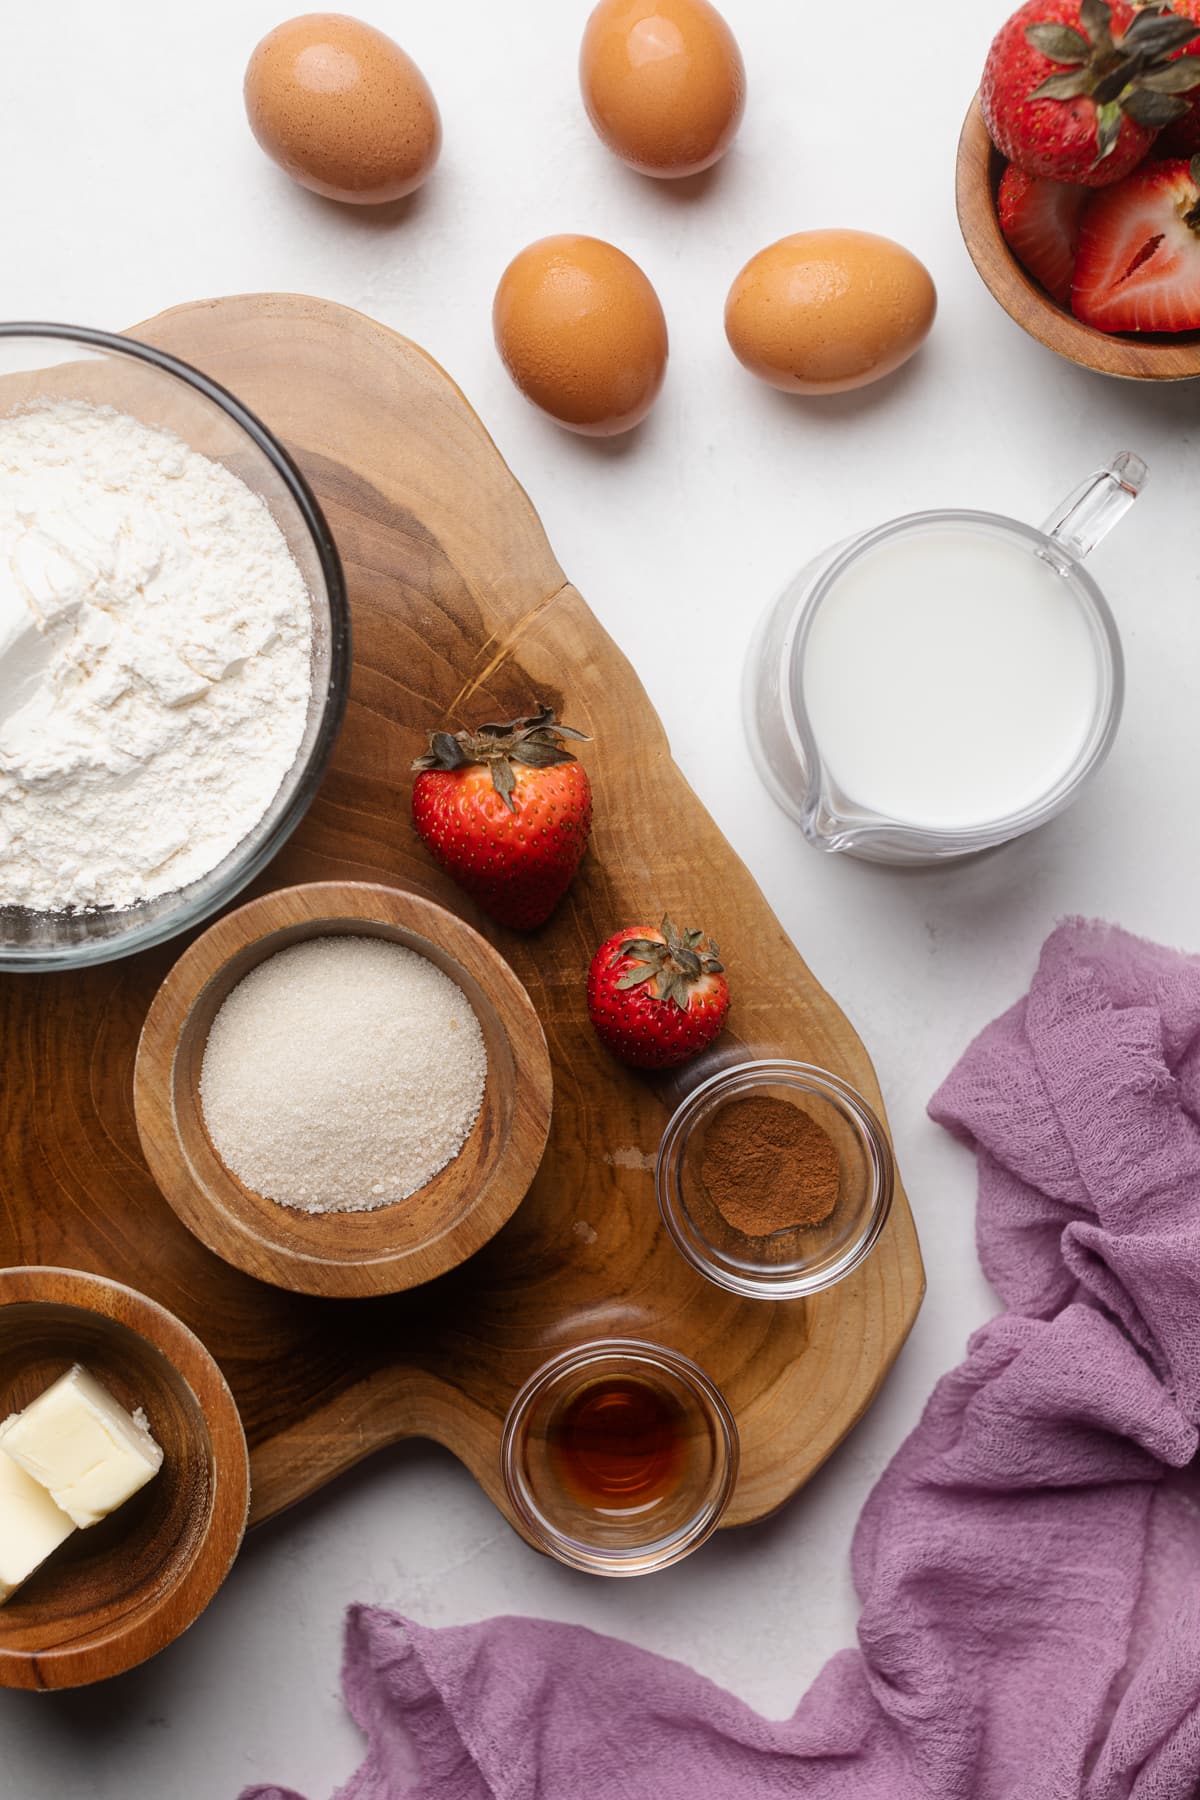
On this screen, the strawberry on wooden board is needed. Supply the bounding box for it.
[998,163,1089,298]
[587,917,730,1070]
[981,0,1200,185]
[411,704,592,929]
[1072,152,1200,326]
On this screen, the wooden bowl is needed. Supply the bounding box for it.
[956,96,1200,381]
[0,1267,249,1690]
[134,881,553,1298]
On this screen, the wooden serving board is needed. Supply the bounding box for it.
[0,295,924,1532]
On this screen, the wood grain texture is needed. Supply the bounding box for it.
[134,881,552,1297]
[0,293,924,1535]
[957,98,1200,382]
[0,1267,249,1691]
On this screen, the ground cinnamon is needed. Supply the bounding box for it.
[700,1095,839,1236]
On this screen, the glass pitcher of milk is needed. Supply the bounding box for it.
[742,454,1145,864]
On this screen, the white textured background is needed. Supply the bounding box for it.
[2,1,1198,1793]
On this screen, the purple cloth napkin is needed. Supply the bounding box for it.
[245,919,1200,1800]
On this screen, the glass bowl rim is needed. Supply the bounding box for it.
[0,321,351,972]
[656,1059,896,1299]
[501,1337,739,1577]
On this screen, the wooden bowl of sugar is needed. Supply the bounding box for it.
[134,881,553,1298]
[0,1266,249,1689]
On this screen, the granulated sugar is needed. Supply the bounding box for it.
[199,935,487,1213]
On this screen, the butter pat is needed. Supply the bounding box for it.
[2,1366,163,1530]
[0,1422,76,1605]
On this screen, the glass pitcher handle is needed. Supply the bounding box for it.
[1040,451,1148,561]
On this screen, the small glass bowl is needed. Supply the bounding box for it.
[501,1340,739,1577]
[0,323,349,972]
[656,1060,894,1300]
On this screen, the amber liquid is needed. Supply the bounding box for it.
[545,1375,689,1516]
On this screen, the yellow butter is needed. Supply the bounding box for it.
[2,1366,163,1530]
[0,1420,76,1605]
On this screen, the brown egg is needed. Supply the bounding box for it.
[725,231,937,394]
[580,0,745,179]
[244,13,441,205]
[493,236,668,436]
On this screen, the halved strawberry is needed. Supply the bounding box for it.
[1072,152,1200,327]
[998,164,1088,300]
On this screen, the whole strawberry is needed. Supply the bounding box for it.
[981,0,1200,185]
[412,704,592,929]
[1157,0,1200,152]
[587,917,729,1070]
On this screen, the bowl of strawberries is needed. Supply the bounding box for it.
[957,0,1200,378]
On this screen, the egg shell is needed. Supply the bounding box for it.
[725,231,937,394]
[244,13,441,205]
[493,236,668,436]
[580,0,745,178]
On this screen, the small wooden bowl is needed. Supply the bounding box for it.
[0,1267,249,1690]
[134,881,553,1298]
[956,96,1200,381]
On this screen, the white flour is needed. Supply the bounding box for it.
[0,401,313,911]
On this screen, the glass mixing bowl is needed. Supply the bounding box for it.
[0,324,350,971]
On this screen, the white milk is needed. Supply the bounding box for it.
[800,524,1102,831]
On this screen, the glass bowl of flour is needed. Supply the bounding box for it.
[0,324,349,970]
